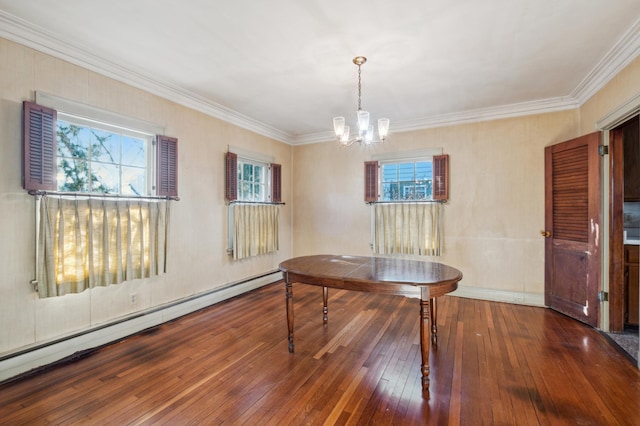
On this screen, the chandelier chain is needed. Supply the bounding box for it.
[357,64,362,111]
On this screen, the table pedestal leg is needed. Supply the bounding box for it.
[323,287,328,324]
[430,298,438,343]
[285,279,294,353]
[420,298,431,393]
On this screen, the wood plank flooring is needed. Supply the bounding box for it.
[1,282,639,425]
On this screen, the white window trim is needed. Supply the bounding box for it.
[36,92,163,197]
[237,156,270,203]
[36,91,164,135]
[373,148,442,203]
[228,145,274,164]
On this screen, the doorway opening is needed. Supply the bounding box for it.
[609,114,639,333]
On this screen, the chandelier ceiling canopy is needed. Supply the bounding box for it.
[333,56,390,147]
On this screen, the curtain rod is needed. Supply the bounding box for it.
[367,200,445,205]
[28,190,179,201]
[228,201,285,206]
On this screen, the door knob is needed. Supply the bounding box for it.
[540,230,551,238]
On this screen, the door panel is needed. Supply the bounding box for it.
[544,132,601,327]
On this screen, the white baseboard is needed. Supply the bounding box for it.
[450,284,545,307]
[0,271,282,383]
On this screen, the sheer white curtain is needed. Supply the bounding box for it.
[232,204,279,260]
[372,202,443,256]
[37,196,170,298]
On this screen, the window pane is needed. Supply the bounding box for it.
[91,163,119,193]
[121,166,146,195]
[57,158,89,192]
[382,182,399,201]
[243,163,253,182]
[241,182,251,199]
[398,163,414,182]
[91,128,120,164]
[380,159,434,201]
[254,165,263,183]
[415,162,432,181]
[400,181,415,199]
[55,118,149,196]
[122,135,146,167]
[57,121,90,159]
[382,164,397,182]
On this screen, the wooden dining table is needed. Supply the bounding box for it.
[278,254,463,395]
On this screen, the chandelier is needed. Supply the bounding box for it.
[333,56,390,146]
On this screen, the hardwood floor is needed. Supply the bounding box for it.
[1,282,639,425]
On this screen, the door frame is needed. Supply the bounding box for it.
[596,92,640,332]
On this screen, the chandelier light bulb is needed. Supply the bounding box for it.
[340,125,350,145]
[364,125,374,145]
[357,110,370,134]
[378,118,390,140]
[333,116,345,137]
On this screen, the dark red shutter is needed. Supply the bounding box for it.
[156,135,178,197]
[433,154,449,201]
[364,161,378,202]
[226,152,238,201]
[24,101,57,191]
[271,163,282,203]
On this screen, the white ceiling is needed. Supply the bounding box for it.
[1,0,639,145]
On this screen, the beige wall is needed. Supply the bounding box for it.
[0,38,293,355]
[293,111,580,300]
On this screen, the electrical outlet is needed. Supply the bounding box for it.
[130,293,137,305]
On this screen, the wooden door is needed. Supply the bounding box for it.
[544,132,601,327]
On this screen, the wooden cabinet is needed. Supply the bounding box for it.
[624,245,639,326]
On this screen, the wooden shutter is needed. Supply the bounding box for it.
[364,161,378,202]
[156,135,178,197]
[23,101,57,191]
[433,154,449,201]
[226,151,238,202]
[271,163,282,203]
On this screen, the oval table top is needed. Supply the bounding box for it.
[279,254,462,298]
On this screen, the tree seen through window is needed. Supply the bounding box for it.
[57,120,148,195]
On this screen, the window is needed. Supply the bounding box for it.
[238,157,267,202]
[23,99,176,297]
[56,118,151,195]
[381,159,433,201]
[225,150,283,259]
[225,151,281,203]
[365,152,449,256]
[365,154,448,202]
[23,100,178,197]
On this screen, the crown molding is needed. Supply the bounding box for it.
[381,96,579,134]
[2,10,639,147]
[291,96,578,145]
[0,11,295,145]
[570,16,640,105]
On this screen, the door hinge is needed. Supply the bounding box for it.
[598,145,609,156]
[598,291,609,302]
